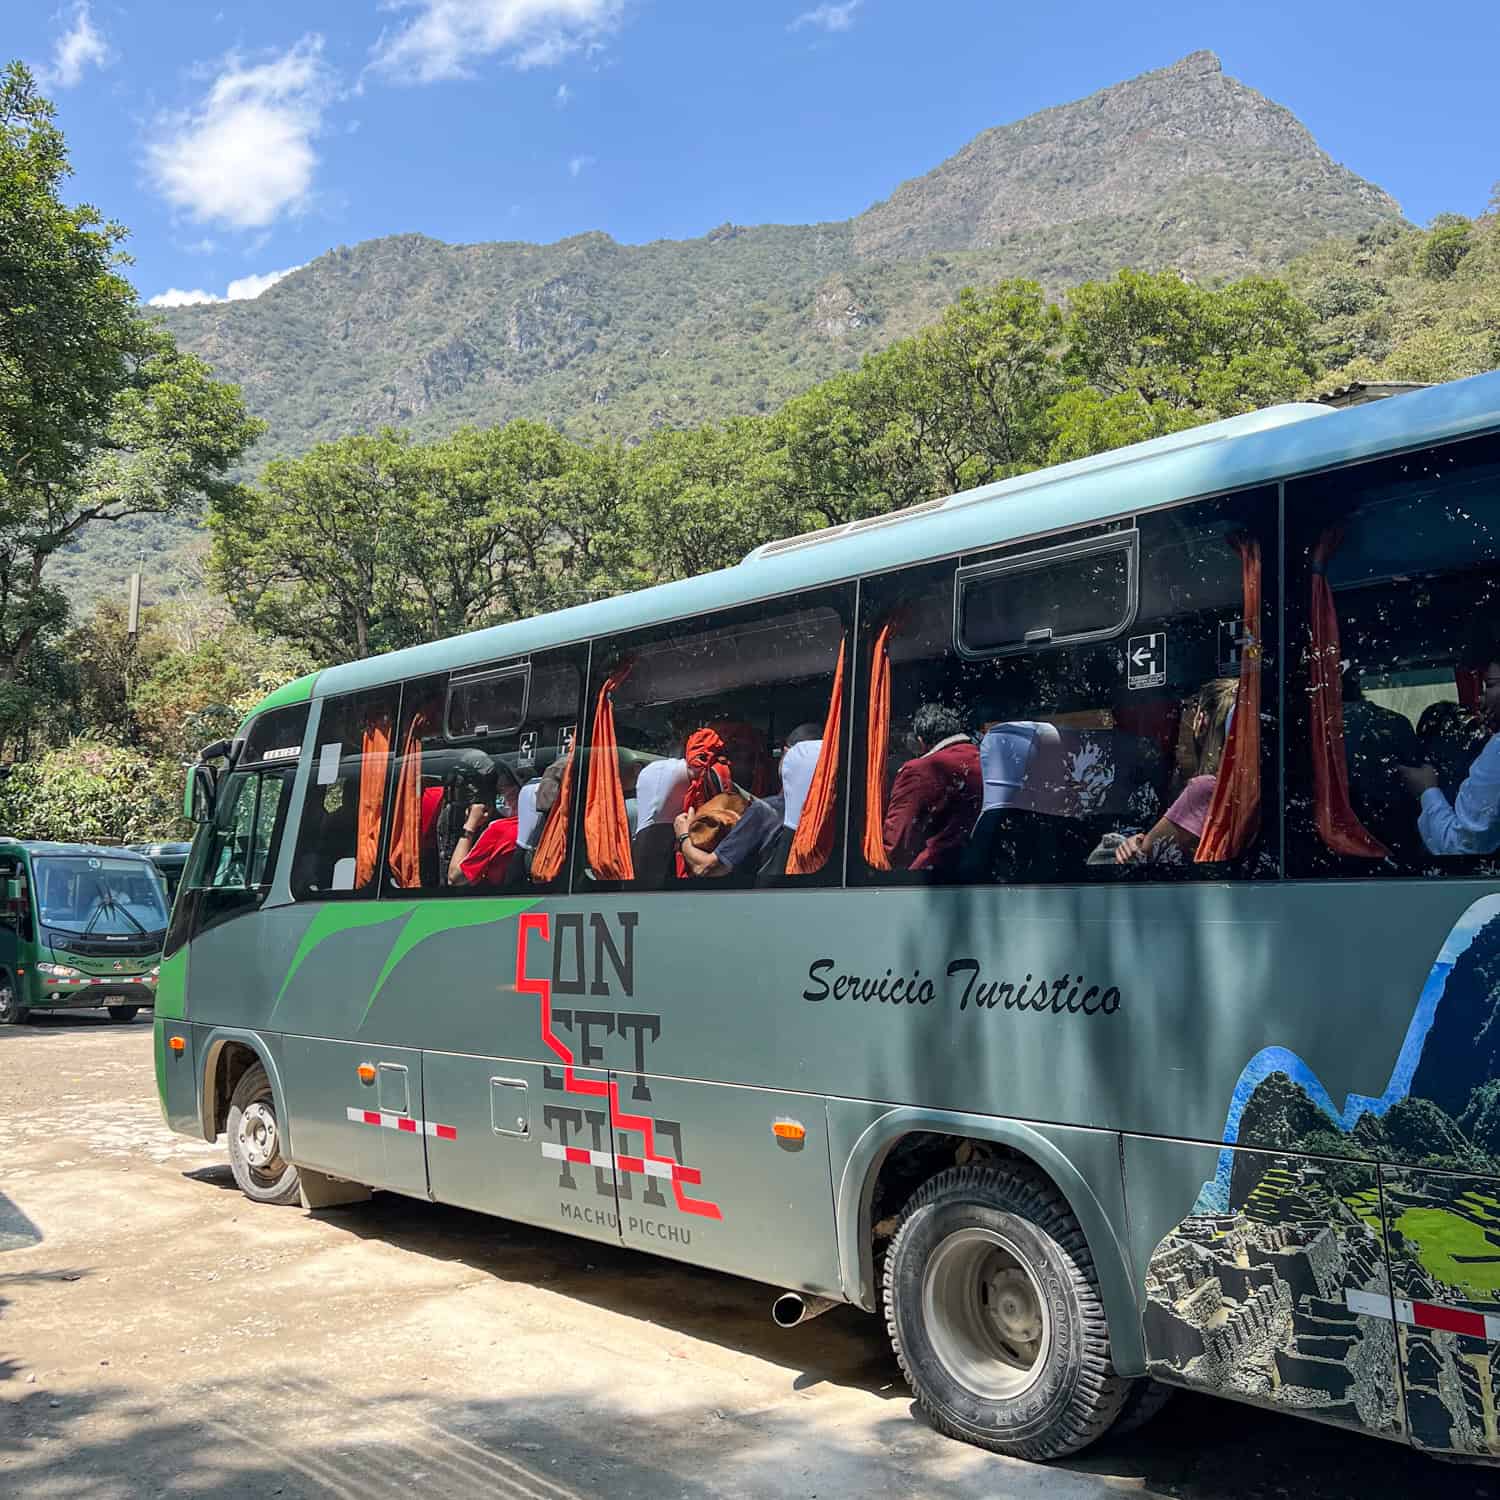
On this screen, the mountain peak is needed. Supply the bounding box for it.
[1170,48,1223,75]
[852,50,1399,260]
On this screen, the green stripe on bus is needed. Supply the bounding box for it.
[361,898,539,1024]
[154,950,188,1020]
[272,902,417,1018]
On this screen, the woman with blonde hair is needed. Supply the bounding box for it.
[1115,678,1237,865]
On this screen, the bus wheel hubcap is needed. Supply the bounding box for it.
[923,1228,1050,1401]
[240,1102,278,1168]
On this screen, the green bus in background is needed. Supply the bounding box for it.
[126,841,194,905]
[0,840,167,1024]
[157,370,1500,1466]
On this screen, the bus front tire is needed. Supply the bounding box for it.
[0,975,22,1025]
[883,1162,1129,1462]
[107,1005,139,1024]
[225,1062,301,1206]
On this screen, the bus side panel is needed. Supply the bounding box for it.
[422,1050,622,1245]
[1123,1135,1405,1443]
[1381,1166,1500,1459]
[613,1074,840,1296]
[281,1036,428,1198]
[154,1017,197,1134]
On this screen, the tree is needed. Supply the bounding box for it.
[0,62,137,502]
[768,281,1062,528]
[0,63,262,746]
[209,429,423,663]
[210,421,637,663]
[1419,218,1473,281]
[1051,269,1319,461]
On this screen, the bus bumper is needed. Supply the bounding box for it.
[32,979,156,1011]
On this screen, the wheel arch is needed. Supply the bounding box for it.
[198,1028,293,1155]
[835,1108,1144,1374]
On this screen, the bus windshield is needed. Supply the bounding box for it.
[34,856,169,938]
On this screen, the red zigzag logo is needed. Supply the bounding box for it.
[516,912,722,1220]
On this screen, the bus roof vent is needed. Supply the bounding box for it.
[745,519,859,562]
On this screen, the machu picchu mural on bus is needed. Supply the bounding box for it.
[1144,895,1500,1458]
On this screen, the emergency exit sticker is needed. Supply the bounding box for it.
[1218,617,1245,676]
[1127,632,1166,690]
[518,731,537,770]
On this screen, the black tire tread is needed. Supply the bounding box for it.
[883,1161,1130,1461]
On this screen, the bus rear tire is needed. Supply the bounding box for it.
[0,975,23,1025]
[107,1005,139,1023]
[226,1062,301,1206]
[883,1162,1129,1461]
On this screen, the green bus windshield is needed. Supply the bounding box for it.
[34,856,169,939]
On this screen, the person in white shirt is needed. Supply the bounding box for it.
[1401,635,1500,856]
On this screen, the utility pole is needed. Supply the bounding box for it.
[124,551,145,743]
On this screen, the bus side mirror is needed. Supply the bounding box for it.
[185,763,217,824]
[3,878,19,904]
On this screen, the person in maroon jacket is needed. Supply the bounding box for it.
[883,703,982,876]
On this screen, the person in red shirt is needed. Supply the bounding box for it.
[883,703,982,876]
[448,762,521,888]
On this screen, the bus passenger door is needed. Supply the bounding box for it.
[281,1036,429,1198]
[421,1052,622,1243]
[613,1075,841,1297]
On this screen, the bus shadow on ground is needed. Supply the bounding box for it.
[175,1172,1478,1494]
[0,1011,148,1042]
[0,1366,1462,1500]
[181,1170,906,1399]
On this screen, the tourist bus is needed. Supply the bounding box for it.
[0,840,167,1024]
[155,370,1500,1465]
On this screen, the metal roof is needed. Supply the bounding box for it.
[305,368,1500,702]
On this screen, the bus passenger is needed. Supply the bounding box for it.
[1115,679,1236,865]
[1401,627,1500,856]
[449,762,522,887]
[883,703,981,877]
[675,724,821,880]
[755,736,822,885]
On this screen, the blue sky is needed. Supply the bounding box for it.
[12,0,1499,308]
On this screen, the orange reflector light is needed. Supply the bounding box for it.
[357,1063,377,1084]
[772,1120,805,1142]
[168,1036,186,1053]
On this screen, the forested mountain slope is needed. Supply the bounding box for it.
[151,51,1399,463]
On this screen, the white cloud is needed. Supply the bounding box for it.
[147,287,218,308]
[146,36,332,230]
[555,82,571,106]
[180,237,219,256]
[567,153,594,177]
[372,0,625,84]
[790,1,859,32]
[42,2,111,88]
[147,263,304,308]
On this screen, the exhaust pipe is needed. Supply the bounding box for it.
[772,1291,838,1328]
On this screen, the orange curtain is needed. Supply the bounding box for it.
[584,664,635,881]
[355,710,392,888]
[387,707,434,888]
[1197,537,1263,863]
[788,639,847,876]
[529,740,576,883]
[1305,526,1389,859]
[862,621,894,871]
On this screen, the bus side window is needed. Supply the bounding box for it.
[578,586,854,892]
[290,687,401,900]
[853,489,1279,886]
[1286,431,1500,878]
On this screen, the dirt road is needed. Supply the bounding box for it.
[0,1016,1479,1499]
